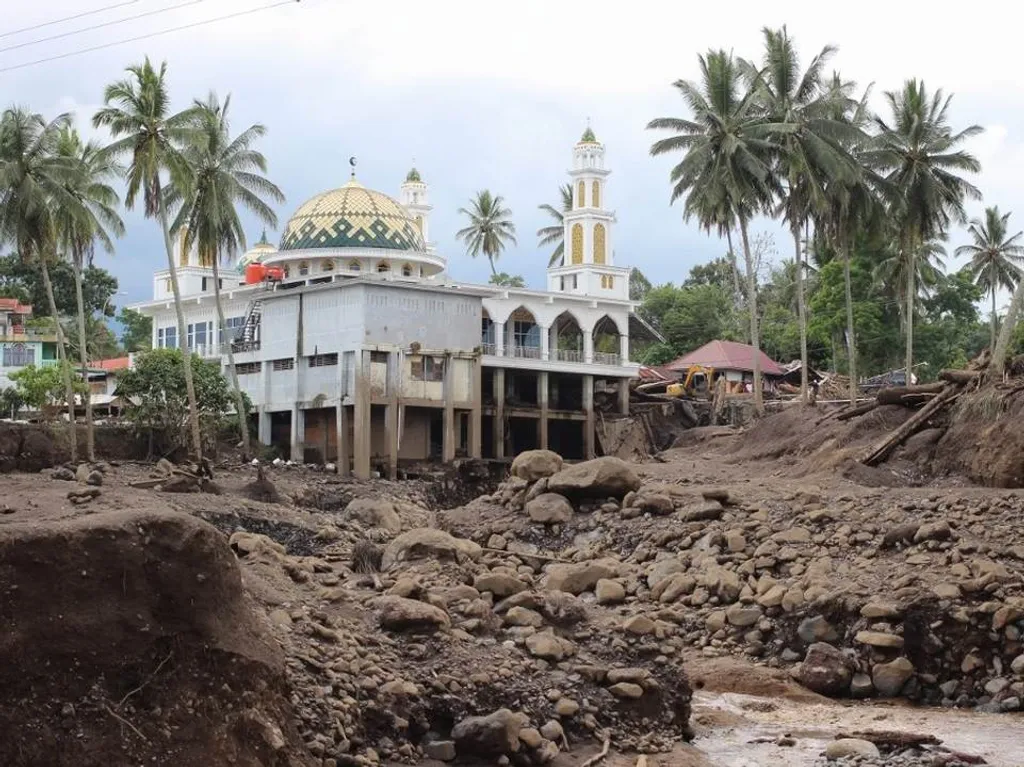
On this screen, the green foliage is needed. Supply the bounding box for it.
[10,363,86,413]
[489,272,526,287]
[456,190,517,276]
[629,268,652,302]
[683,256,736,291]
[118,308,153,352]
[0,387,23,419]
[0,253,118,318]
[116,348,248,452]
[640,282,740,359]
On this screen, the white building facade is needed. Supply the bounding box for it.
[132,130,652,477]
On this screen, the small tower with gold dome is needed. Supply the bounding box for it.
[547,127,626,299]
[400,166,434,255]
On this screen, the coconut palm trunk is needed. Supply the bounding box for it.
[904,238,916,382]
[72,254,95,460]
[842,242,857,405]
[210,252,251,456]
[158,204,203,459]
[726,228,741,304]
[992,279,1024,376]
[990,285,997,354]
[739,214,763,415]
[792,222,809,403]
[39,256,77,458]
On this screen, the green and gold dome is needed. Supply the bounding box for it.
[279,179,425,252]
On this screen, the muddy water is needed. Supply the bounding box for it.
[691,690,1024,766]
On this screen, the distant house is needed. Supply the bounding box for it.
[665,340,785,392]
[0,298,60,389]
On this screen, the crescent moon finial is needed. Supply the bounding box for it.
[349,156,357,179]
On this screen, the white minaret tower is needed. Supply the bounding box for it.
[547,126,627,299]
[400,166,435,254]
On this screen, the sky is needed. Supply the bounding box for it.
[3,0,1023,313]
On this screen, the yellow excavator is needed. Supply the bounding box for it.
[666,365,715,399]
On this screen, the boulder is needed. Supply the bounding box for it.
[543,559,618,595]
[872,657,914,697]
[703,566,741,603]
[824,739,880,760]
[526,493,574,525]
[725,604,762,627]
[635,493,674,516]
[381,528,482,570]
[452,708,528,758]
[792,642,854,697]
[798,615,838,645]
[546,457,640,499]
[608,682,644,699]
[511,450,564,482]
[376,596,450,632]
[646,558,686,591]
[855,631,904,649]
[474,572,527,598]
[525,632,576,661]
[344,497,403,533]
[913,520,952,543]
[679,500,724,522]
[595,579,626,605]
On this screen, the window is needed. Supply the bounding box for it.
[298,261,309,276]
[481,318,495,345]
[370,351,389,364]
[308,353,338,368]
[349,261,361,272]
[577,180,586,208]
[572,275,578,290]
[376,261,390,273]
[571,223,583,264]
[600,275,615,289]
[201,277,208,291]
[272,358,295,371]
[401,263,413,277]
[513,320,539,348]
[593,223,606,264]
[322,260,335,272]
[592,180,601,208]
[235,362,260,375]
[411,356,444,381]
[157,326,178,349]
[2,343,33,367]
[187,321,211,349]
[559,276,565,291]
[222,316,245,342]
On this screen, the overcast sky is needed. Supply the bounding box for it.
[3,0,1022,310]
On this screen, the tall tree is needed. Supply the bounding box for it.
[456,190,517,277]
[0,107,80,456]
[874,80,982,379]
[537,183,573,267]
[168,93,284,458]
[954,206,1024,354]
[118,307,152,352]
[648,49,781,413]
[0,253,117,317]
[92,58,205,459]
[746,27,861,403]
[54,126,124,460]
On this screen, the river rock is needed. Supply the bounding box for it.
[850,673,874,698]
[608,682,644,699]
[914,520,952,543]
[381,528,482,570]
[595,579,626,605]
[1011,654,1024,675]
[636,493,674,516]
[376,596,450,632]
[543,559,618,595]
[792,642,853,697]
[546,457,640,499]
[452,708,528,757]
[726,603,762,627]
[344,497,403,533]
[511,450,564,482]
[474,572,527,597]
[872,657,914,697]
[798,615,838,644]
[526,632,576,661]
[824,739,880,759]
[526,493,574,525]
[855,630,904,649]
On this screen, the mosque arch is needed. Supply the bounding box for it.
[571,223,583,265]
[593,223,606,264]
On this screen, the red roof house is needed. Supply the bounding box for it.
[665,340,785,377]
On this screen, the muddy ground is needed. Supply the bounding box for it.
[1,399,1024,766]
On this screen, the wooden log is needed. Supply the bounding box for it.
[859,386,959,466]
[836,401,878,421]
[875,383,946,406]
[939,369,981,385]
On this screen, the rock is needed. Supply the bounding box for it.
[539,721,564,741]
[855,631,904,649]
[1001,696,1021,712]
[860,601,901,619]
[705,610,727,633]
[984,677,1009,695]
[475,573,527,597]
[546,457,640,499]
[487,534,507,550]
[725,604,762,627]
[725,530,747,553]
[961,653,985,674]
[850,673,874,698]
[792,642,854,697]
[657,573,697,603]
[451,709,527,758]
[229,531,286,558]
[424,740,456,761]
[381,528,481,570]
[85,470,103,487]
[914,520,952,543]
[646,558,686,590]
[622,615,656,635]
[518,728,543,749]
[526,632,576,661]
[344,497,403,533]
[772,527,812,544]
[679,500,724,522]
[543,559,617,595]
[606,668,650,685]
[51,467,75,481]
[824,739,880,760]
[376,596,450,632]
[608,682,644,699]
[703,566,741,603]
[798,615,838,645]
[67,488,101,505]
[757,584,787,608]
[1011,654,1024,676]
[636,493,674,515]
[511,449,564,482]
[505,606,544,628]
[872,657,914,697]
[932,582,961,600]
[526,493,574,525]
[554,698,579,717]
[75,463,90,483]
[595,579,626,605]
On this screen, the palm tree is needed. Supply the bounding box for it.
[874,80,982,379]
[53,127,125,461]
[93,58,205,459]
[456,190,517,277]
[955,206,1024,354]
[537,183,573,267]
[875,237,948,309]
[0,107,81,455]
[745,26,862,403]
[648,49,781,414]
[168,93,283,458]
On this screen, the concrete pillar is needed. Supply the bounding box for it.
[336,402,350,476]
[539,371,549,450]
[387,351,400,480]
[495,321,506,357]
[583,374,595,459]
[290,405,304,462]
[470,359,482,459]
[540,325,550,361]
[584,332,594,365]
[493,367,506,459]
[442,354,456,462]
[618,377,630,415]
[619,333,630,365]
[353,350,371,479]
[257,407,271,445]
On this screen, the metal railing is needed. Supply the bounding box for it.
[481,342,497,356]
[593,352,621,366]
[511,344,541,359]
[554,348,583,363]
[229,340,261,353]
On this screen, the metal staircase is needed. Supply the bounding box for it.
[233,299,263,352]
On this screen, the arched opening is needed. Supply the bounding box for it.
[592,315,622,365]
[571,223,583,265]
[591,180,601,208]
[577,180,586,209]
[551,311,583,363]
[481,309,495,354]
[401,263,413,277]
[508,307,540,359]
[376,261,390,273]
[593,223,606,264]
[322,259,335,272]
[298,261,310,276]
[349,260,361,272]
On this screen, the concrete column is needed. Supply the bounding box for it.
[620,333,629,364]
[583,374,595,459]
[495,321,506,357]
[539,371,549,450]
[353,349,371,479]
[493,367,506,459]
[257,407,271,445]
[584,332,594,365]
[540,325,550,361]
[387,351,400,480]
[618,377,630,415]
[470,359,482,459]
[290,404,304,462]
[336,402,350,476]
[442,354,457,463]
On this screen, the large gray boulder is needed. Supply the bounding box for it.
[511,450,564,482]
[376,596,450,632]
[542,559,618,595]
[546,457,640,499]
[344,497,403,533]
[452,708,528,758]
[792,642,854,697]
[872,657,914,697]
[526,493,574,525]
[381,528,482,570]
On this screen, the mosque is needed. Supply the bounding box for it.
[131,129,653,478]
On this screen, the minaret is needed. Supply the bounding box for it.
[400,166,434,254]
[548,127,624,297]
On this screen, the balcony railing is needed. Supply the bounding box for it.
[593,352,621,366]
[554,348,583,363]
[481,342,497,356]
[229,340,261,354]
[511,344,541,359]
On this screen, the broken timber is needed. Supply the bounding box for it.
[858,385,960,466]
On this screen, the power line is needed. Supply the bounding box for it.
[0,1,143,40]
[0,0,207,56]
[0,1,301,74]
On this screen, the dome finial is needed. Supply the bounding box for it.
[580,120,597,144]
[348,155,357,179]
[257,228,269,246]
[406,159,422,183]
